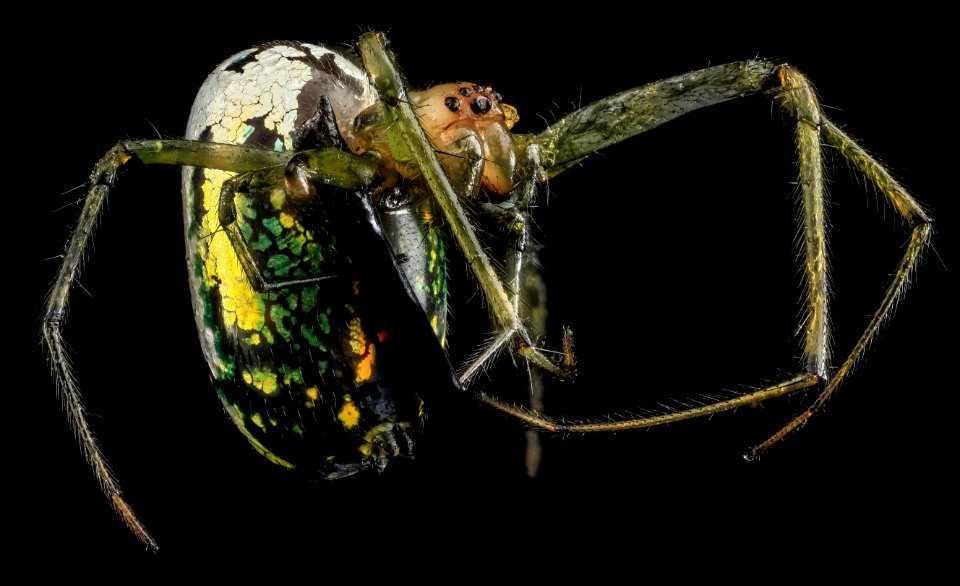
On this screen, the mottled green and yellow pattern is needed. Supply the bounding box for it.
[180,41,445,476]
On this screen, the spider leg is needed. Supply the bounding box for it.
[509,145,550,477]
[479,374,821,432]
[358,34,569,386]
[747,76,932,456]
[218,149,378,290]
[43,139,372,551]
[477,144,552,476]
[528,61,930,446]
[533,60,782,175]
[361,35,929,448]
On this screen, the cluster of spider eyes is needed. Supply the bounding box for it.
[443,85,503,115]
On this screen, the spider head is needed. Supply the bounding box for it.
[411,83,518,133]
[410,83,520,197]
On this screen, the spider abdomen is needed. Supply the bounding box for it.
[180,41,452,476]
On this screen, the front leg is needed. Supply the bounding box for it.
[359,33,569,385]
[530,60,931,450]
[43,138,302,552]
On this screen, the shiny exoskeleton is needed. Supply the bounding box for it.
[182,41,520,476]
[46,33,931,552]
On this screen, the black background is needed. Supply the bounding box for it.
[18,14,955,569]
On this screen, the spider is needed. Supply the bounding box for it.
[41,30,935,553]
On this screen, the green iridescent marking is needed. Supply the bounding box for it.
[304,243,325,271]
[237,194,257,220]
[221,353,236,378]
[250,412,266,430]
[268,254,292,277]
[270,304,293,341]
[291,423,304,435]
[186,179,196,205]
[317,312,331,335]
[239,123,255,142]
[429,228,446,299]
[252,232,273,251]
[261,328,275,344]
[286,293,298,311]
[201,280,235,377]
[277,231,306,255]
[263,216,283,236]
[427,225,448,343]
[317,360,329,374]
[194,252,205,284]
[269,418,278,426]
[300,324,327,350]
[302,287,318,312]
[273,137,284,151]
[239,221,253,240]
[279,364,304,385]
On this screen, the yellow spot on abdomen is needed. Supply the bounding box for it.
[347,317,377,383]
[199,171,266,334]
[305,386,319,401]
[347,318,367,355]
[242,369,279,396]
[338,395,360,429]
[355,346,375,384]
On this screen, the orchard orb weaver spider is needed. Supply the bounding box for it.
[43,31,932,551]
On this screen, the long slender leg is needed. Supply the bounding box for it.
[532,58,842,379]
[518,63,927,442]
[479,374,822,432]
[482,144,551,476]
[533,60,781,175]
[511,146,550,477]
[356,36,824,435]
[357,33,568,387]
[44,139,377,551]
[747,107,933,456]
[360,33,928,450]
[472,62,830,433]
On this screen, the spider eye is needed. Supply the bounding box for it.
[471,96,492,115]
[444,96,461,112]
[458,87,473,97]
